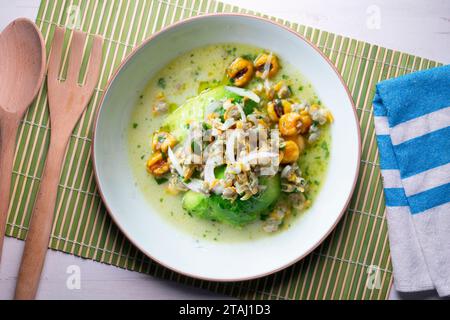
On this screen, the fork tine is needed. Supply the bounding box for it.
[47,27,65,81]
[66,30,87,83]
[83,35,103,91]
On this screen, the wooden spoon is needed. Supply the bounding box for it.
[0,18,46,260]
[14,27,103,300]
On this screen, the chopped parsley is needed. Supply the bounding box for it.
[226,47,237,55]
[154,177,168,185]
[157,77,166,89]
[191,140,201,152]
[241,53,257,61]
[320,141,330,158]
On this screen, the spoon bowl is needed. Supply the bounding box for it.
[0,18,46,260]
[0,18,46,114]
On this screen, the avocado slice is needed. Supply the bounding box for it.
[162,86,258,141]
[162,86,235,140]
[182,174,281,227]
[181,190,210,219]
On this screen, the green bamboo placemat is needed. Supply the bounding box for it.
[5,0,442,299]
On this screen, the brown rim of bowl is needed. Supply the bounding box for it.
[91,13,362,282]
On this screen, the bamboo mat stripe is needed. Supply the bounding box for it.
[5,0,442,300]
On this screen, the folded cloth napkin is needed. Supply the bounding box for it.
[373,64,450,296]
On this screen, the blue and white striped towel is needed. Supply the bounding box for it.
[373,64,450,296]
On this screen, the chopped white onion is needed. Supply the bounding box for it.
[221,118,236,130]
[212,182,224,195]
[222,99,233,110]
[281,165,292,178]
[204,157,219,185]
[264,79,271,91]
[167,147,184,177]
[183,178,206,194]
[241,151,278,165]
[262,53,273,79]
[235,103,247,122]
[226,130,239,163]
[204,100,222,120]
[209,128,220,137]
[225,86,261,103]
[291,102,306,113]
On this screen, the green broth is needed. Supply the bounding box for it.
[128,43,331,242]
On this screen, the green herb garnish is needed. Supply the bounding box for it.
[241,53,257,61]
[154,177,168,185]
[191,141,201,152]
[320,141,330,158]
[243,99,257,115]
[287,85,293,95]
[198,80,220,94]
[157,77,166,89]
[168,103,179,113]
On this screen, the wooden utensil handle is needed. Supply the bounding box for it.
[14,135,68,300]
[0,116,20,261]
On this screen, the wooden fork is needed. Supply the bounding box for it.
[14,27,103,300]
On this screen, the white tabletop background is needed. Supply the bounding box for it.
[0,0,449,300]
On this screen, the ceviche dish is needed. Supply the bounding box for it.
[128,44,333,241]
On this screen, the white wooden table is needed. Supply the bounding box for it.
[1,0,449,300]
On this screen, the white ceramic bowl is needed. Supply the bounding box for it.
[93,14,360,281]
